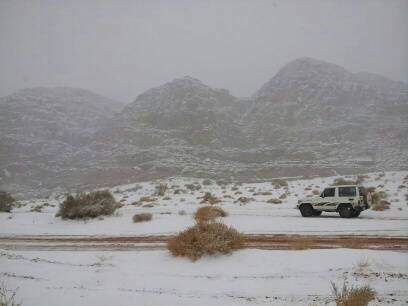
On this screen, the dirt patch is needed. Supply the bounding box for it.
[0,234,407,251]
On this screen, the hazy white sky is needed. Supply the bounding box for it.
[0,0,407,103]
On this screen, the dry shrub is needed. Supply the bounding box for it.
[155,184,168,196]
[57,190,116,220]
[331,282,376,306]
[163,196,171,200]
[398,185,406,189]
[272,179,288,188]
[202,179,213,186]
[167,222,245,261]
[194,206,228,222]
[30,205,43,212]
[223,195,233,199]
[178,210,186,216]
[304,187,312,191]
[279,194,287,199]
[116,202,124,209]
[132,196,157,206]
[133,213,152,222]
[371,202,390,211]
[290,235,314,250]
[0,190,16,213]
[238,197,252,204]
[312,189,320,195]
[200,192,221,204]
[0,281,22,306]
[253,191,272,196]
[185,184,201,191]
[231,186,239,191]
[267,198,282,204]
[339,238,367,249]
[142,203,155,208]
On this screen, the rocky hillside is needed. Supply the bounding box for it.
[1,58,407,197]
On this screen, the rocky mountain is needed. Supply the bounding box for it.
[1,58,407,197]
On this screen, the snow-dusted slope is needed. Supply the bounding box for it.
[1,59,407,197]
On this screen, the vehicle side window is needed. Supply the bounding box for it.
[323,188,335,197]
[339,187,357,197]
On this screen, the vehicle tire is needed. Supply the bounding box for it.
[351,210,361,218]
[313,211,322,216]
[300,204,314,217]
[339,205,353,218]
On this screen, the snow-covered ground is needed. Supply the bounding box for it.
[1,171,407,305]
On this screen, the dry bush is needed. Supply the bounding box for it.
[202,179,213,186]
[167,222,245,261]
[131,196,157,206]
[160,211,172,215]
[142,203,155,208]
[231,186,239,191]
[223,195,233,199]
[180,198,186,202]
[216,180,227,186]
[116,202,124,209]
[331,282,376,306]
[267,198,282,204]
[163,196,171,200]
[0,281,22,306]
[155,184,168,196]
[378,173,385,178]
[272,179,288,188]
[200,192,221,204]
[178,210,186,216]
[57,190,116,220]
[312,189,320,195]
[185,184,201,191]
[339,238,367,249]
[354,258,371,274]
[304,187,312,191]
[253,191,272,196]
[234,191,243,195]
[290,235,314,250]
[30,205,43,213]
[133,213,152,222]
[279,194,287,199]
[398,185,406,189]
[194,206,228,222]
[0,190,16,213]
[238,197,252,204]
[371,202,390,211]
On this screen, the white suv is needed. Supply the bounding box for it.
[296,185,370,218]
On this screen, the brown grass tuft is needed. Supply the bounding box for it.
[267,198,282,204]
[194,206,228,222]
[339,238,367,249]
[167,222,245,261]
[331,281,376,306]
[133,213,152,222]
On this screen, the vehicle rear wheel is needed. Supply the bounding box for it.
[339,205,353,218]
[300,204,314,217]
[351,210,361,218]
[313,211,322,216]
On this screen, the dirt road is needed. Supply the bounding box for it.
[0,234,407,251]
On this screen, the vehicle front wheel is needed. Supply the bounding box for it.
[313,211,322,216]
[300,204,315,217]
[339,205,353,218]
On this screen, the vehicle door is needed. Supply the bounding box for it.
[338,186,358,207]
[317,187,336,210]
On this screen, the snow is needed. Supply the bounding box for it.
[1,171,407,305]
[1,249,407,305]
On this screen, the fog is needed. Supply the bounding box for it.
[0,0,407,103]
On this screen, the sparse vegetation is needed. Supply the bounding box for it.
[0,281,22,306]
[272,179,288,188]
[57,190,117,220]
[155,184,168,196]
[0,190,16,213]
[253,191,272,196]
[30,205,43,213]
[185,184,201,191]
[178,210,186,216]
[331,281,376,306]
[354,258,371,274]
[267,198,282,204]
[238,197,253,204]
[167,221,245,261]
[332,178,357,186]
[133,213,152,222]
[194,206,228,222]
[202,179,213,186]
[200,192,221,204]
